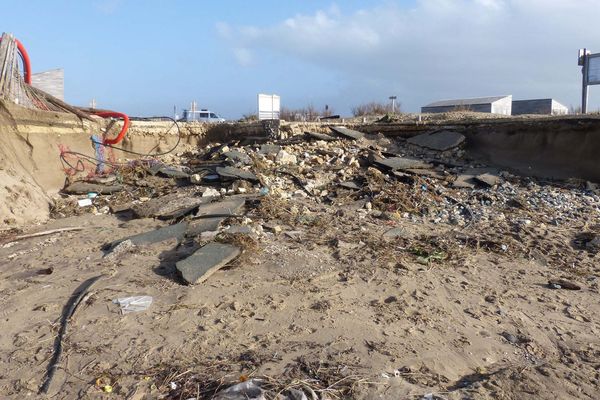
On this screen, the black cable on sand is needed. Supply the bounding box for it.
[39,275,104,394]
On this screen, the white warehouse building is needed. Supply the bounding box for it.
[421,95,513,115]
[511,99,569,116]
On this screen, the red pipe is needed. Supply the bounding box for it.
[15,39,31,84]
[3,36,129,145]
[92,111,130,145]
[0,37,32,84]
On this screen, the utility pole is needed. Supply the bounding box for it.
[90,98,96,109]
[389,96,397,113]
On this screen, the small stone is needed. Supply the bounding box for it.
[190,174,202,184]
[103,239,136,260]
[501,332,518,344]
[202,188,220,197]
[263,224,282,234]
[275,150,297,165]
[548,278,581,290]
[484,295,497,303]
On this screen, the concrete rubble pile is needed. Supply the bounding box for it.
[52,125,600,286]
[4,122,600,399]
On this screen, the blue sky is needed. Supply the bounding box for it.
[3,0,600,118]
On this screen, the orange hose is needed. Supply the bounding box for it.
[0,36,32,84]
[92,111,130,145]
[15,39,31,84]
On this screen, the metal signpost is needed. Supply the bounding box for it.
[579,48,600,114]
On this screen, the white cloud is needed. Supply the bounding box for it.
[233,48,253,67]
[220,0,600,111]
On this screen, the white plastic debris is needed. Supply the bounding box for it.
[113,296,153,314]
[78,198,93,207]
[213,379,265,400]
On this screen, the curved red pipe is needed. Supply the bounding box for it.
[0,37,32,84]
[92,111,130,145]
[3,36,129,145]
[15,39,31,84]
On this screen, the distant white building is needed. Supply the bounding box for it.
[421,95,512,115]
[511,99,568,116]
[31,68,64,100]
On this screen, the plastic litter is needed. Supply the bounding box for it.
[113,296,153,314]
[78,198,93,207]
[213,379,265,400]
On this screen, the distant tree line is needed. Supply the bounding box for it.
[279,104,335,122]
[239,99,402,122]
[351,101,401,116]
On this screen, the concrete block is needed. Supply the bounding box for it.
[176,242,241,284]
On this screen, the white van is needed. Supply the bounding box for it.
[182,109,225,123]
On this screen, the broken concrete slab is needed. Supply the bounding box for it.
[305,131,336,141]
[453,175,477,189]
[132,194,208,219]
[474,172,502,187]
[195,198,246,218]
[338,180,362,190]
[63,181,124,195]
[216,166,259,182]
[148,164,190,179]
[104,222,188,251]
[155,197,210,220]
[223,150,253,165]
[405,169,447,179]
[453,168,501,188]
[407,130,465,151]
[330,126,365,140]
[185,217,225,237]
[373,156,432,171]
[176,242,241,284]
[259,144,281,155]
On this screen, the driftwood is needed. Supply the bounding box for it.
[15,227,84,240]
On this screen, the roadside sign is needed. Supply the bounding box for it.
[579,49,600,113]
[587,54,600,85]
